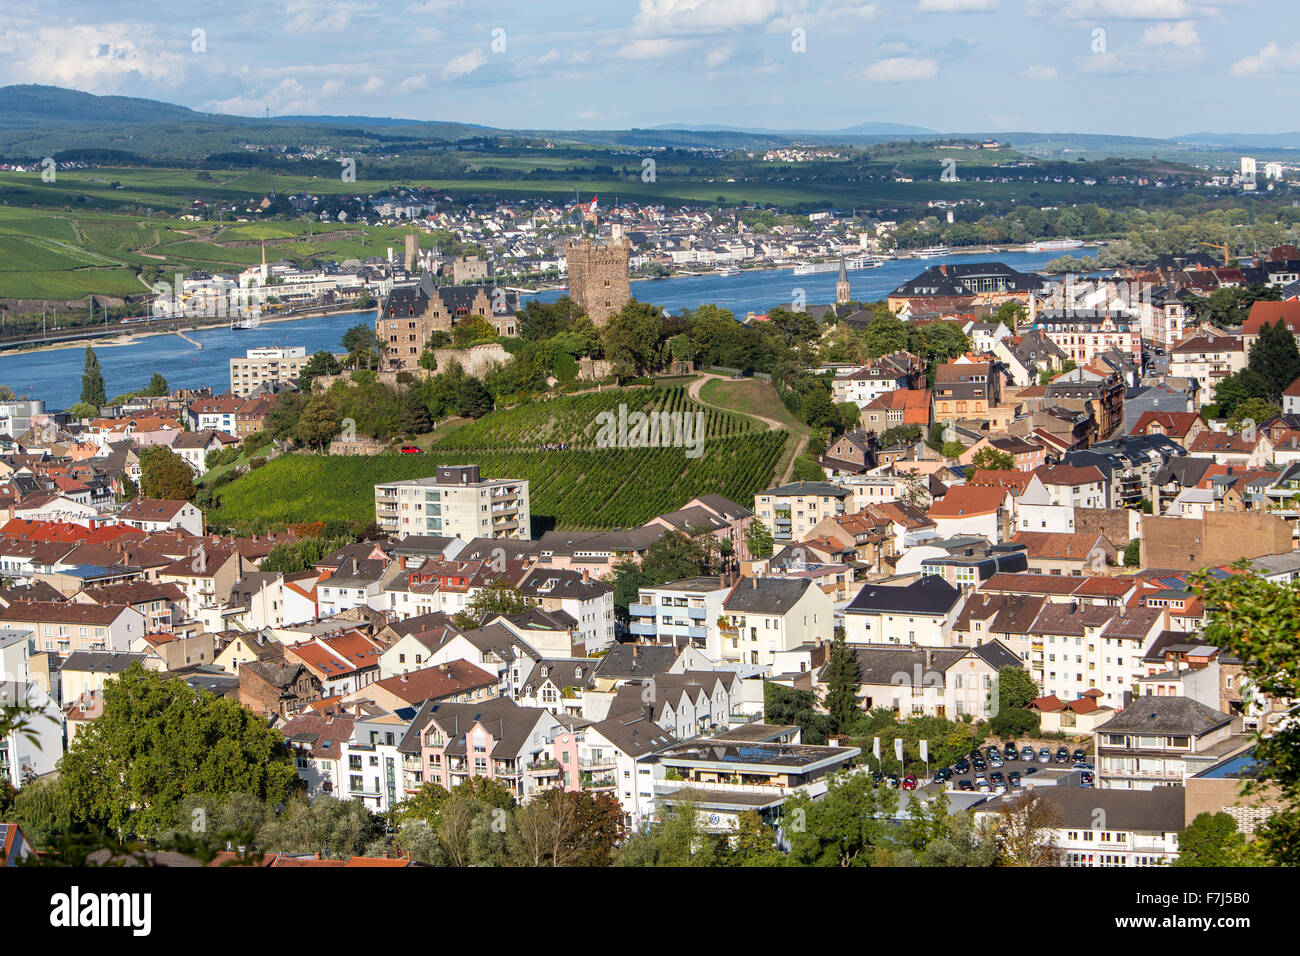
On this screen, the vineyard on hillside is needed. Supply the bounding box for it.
[208,436,786,534]
[432,385,757,451]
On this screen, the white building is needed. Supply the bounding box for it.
[375,465,531,540]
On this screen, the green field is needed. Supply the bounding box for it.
[207,387,789,533]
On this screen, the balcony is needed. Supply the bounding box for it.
[628,603,655,617]
[687,625,708,640]
[687,607,706,621]
[629,621,657,637]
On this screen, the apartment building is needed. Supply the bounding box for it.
[753,480,852,542]
[229,346,309,397]
[1169,334,1245,401]
[714,577,833,667]
[628,576,731,650]
[375,465,530,540]
[1094,697,1250,791]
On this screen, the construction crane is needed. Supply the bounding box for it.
[1200,241,1231,266]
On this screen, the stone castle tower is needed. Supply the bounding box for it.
[565,235,631,326]
[836,256,850,306]
[404,233,419,273]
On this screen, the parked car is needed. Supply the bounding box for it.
[933,768,951,784]
[1024,765,1039,775]
[1003,742,1018,760]
[954,759,970,774]
[1038,748,1052,763]
[1055,747,1070,764]
[1072,749,1087,763]
[990,771,1004,785]
[989,753,1004,768]
[871,771,883,786]
[1021,746,1036,761]
[1080,771,1095,788]
[400,445,423,454]
[977,778,991,792]
[902,775,918,791]
[1008,771,1021,787]
[973,756,986,770]
[886,774,900,788]
[1073,762,1095,772]
[958,779,974,791]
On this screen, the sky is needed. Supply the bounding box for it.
[0,0,1296,138]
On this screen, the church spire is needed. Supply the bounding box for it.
[836,256,850,306]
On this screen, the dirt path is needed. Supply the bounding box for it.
[687,372,809,485]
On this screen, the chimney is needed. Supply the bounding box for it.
[643,703,652,721]
[632,643,638,658]
[752,575,758,590]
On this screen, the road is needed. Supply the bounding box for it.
[687,371,809,484]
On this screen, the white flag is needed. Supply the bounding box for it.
[894,738,903,763]
[919,739,929,763]
[872,737,880,762]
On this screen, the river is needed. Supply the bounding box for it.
[0,247,1094,409]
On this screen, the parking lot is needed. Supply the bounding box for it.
[913,744,1095,797]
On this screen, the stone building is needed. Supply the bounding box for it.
[565,236,631,326]
[376,274,518,371]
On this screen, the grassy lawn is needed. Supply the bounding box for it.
[697,376,808,485]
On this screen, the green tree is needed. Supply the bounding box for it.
[823,631,861,736]
[993,300,1027,333]
[1227,396,1279,431]
[297,396,340,450]
[454,376,494,418]
[341,324,379,370]
[1248,319,1300,404]
[971,446,1016,472]
[451,315,497,346]
[1192,565,1300,865]
[144,373,169,397]
[1172,812,1263,866]
[988,665,1040,738]
[878,424,922,448]
[744,520,775,560]
[66,401,98,420]
[137,445,196,502]
[256,795,382,859]
[616,794,727,866]
[784,770,899,866]
[58,663,301,836]
[297,350,342,391]
[80,346,106,407]
[1123,538,1141,567]
[455,580,533,627]
[764,682,830,744]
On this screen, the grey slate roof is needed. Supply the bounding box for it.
[1096,697,1234,736]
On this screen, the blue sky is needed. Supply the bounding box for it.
[0,0,1294,137]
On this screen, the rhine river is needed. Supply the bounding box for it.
[0,247,1095,410]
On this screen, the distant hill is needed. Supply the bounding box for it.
[0,84,212,126]
[5,84,1300,160]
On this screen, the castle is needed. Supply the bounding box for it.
[565,235,631,326]
[377,274,518,370]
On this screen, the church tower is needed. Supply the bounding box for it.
[836,256,851,306]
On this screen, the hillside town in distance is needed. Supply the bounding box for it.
[3,201,1299,872]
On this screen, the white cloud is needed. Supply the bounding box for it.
[396,73,429,93]
[1024,64,1058,79]
[279,0,377,35]
[705,45,735,68]
[362,75,387,93]
[616,37,695,60]
[918,0,998,11]
[577,109,599,120]
[1230,42,1300,78]
[1142,20,1200,46]
[1028,0,1216,19]
[442,47,486,79]
[1,23,188,92]
[860,56,938,82]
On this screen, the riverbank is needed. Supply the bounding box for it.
[0,305,377,355]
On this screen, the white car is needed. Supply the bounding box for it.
[1038,748,1052,763]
